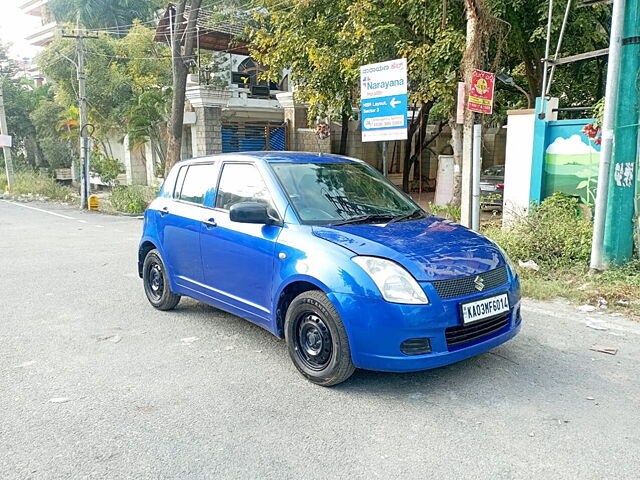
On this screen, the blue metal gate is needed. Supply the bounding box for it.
[222,122,287,153]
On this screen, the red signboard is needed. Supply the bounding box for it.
[467,69,495,114]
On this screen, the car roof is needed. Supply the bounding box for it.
[180,151,363,165]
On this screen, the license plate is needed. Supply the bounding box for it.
[461,294,510,324]
[482,185,497,191]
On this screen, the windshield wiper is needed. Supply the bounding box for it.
[331,214,396,226]
[390,208,426,223]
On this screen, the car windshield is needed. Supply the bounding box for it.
[271,162,424,225]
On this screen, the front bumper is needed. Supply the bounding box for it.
[328,277,521,373]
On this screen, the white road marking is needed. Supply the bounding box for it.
[1,200,77,220]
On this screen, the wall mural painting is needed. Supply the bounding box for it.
[543,123,601,205]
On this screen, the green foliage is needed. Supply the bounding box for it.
[249,0,465,123]
[428,202,461,223]
[592,97,605,130]
[484,193,593,269]
[0,42,50,167]
[108,184,157,214]
[486,0,611,113]
[48,0,165,35]
[30,97,76,169]
[90,150,124,185]
[0,169,74,201]
[36,23,171,167]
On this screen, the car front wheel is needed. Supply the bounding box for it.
[285,291,355,386]
[143,249,180,311]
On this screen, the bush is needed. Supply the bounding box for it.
[108,185,157,214]
[428,202,461,222]
[0,169,74,202]
[483,193,593,269]
[90,151,124,185]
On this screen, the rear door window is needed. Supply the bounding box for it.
[177,163,217,205]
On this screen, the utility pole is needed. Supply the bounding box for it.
[62,30,97,209]
[461,0,484,228]
[602,0,640,265]
[590,0,626,271]
[0,85,15,190]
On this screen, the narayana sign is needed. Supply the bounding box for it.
[360,58,408,142]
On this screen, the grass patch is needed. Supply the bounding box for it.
[0,169,74,202]
[105,185,158,214]
[483,193,640,316]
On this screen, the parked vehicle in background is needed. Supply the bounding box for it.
[480,165,505,209]
[138,152,521,386]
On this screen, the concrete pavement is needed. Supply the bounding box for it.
[1,199,639,479]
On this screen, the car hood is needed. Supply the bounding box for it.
[312,217,504,281]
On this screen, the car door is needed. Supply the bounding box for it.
[199,162,281,321]
[158,162,218,290]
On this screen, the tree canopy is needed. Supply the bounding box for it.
[48,0,166,35]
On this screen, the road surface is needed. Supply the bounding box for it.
[1,200,639,479]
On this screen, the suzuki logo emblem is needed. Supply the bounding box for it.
[474,275,485,291]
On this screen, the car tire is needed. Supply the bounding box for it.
[285,290,355,386]
[142,249,180,311]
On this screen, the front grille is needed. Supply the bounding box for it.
[445,313,510,347]
[431,266,508,299]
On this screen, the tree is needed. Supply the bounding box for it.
[0,43,46,168]
[250,0,465,184]
[250,0,359,156]
[165,0,203,176]
[48,0,165,36]
[344,0,465,190]
[36,23,172,169]
[486,0,612,106]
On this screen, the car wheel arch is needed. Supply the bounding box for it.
[274,278,329,338]
[138,240,158,278]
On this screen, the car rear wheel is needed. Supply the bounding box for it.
[143,249,180,311]
[285,291,355,386]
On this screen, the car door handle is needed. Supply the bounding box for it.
[202,218,217,228]
[159,206,169,216]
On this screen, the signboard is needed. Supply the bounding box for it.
[0,134,12,148]
[360,58,408,142]
[467,69,496,114]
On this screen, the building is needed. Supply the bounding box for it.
[19,0,56,48]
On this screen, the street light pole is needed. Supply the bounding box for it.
[77,35,90,210]
[62,30,97,210]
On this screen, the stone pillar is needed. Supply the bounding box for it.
[185,86,231,156]
[276,92,308,151]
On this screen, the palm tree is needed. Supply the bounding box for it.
[48,0,165,36]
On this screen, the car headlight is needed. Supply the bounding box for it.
[352,256,429,304]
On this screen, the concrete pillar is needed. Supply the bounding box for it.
[276,92,308,151]
[185,86,231,156]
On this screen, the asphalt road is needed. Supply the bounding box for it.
[1,199,640,479]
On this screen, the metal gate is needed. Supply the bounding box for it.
[222,122,287,153]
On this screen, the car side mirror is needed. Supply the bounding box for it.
[229,202,281,226]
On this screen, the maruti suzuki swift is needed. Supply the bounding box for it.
[138,152,521,386]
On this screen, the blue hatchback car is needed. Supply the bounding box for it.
[139,152,521,386]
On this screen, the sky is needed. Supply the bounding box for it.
[0,1,42,60]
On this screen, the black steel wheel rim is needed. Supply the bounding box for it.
[146,262,164,301]
[293,312,333,371]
